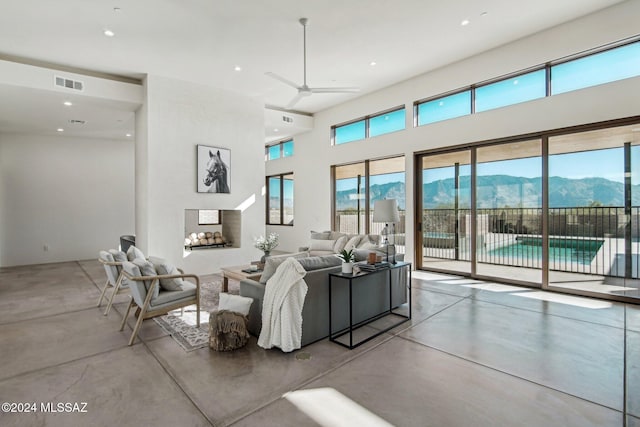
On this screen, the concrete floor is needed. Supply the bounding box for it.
[0,260,638,427]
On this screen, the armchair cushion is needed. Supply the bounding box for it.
[98,250,119,284]
[150,281,196,309]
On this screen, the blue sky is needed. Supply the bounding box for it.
[423,148,627,184]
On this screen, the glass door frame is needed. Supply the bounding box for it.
[414,116,640,304]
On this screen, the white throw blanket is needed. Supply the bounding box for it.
[258,257,308,352]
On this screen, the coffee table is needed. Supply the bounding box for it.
[220,265,262,292]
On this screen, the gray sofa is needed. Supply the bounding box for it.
[239,253,408,347]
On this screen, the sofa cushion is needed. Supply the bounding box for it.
[259,251,310,284]
[297,255,342,271]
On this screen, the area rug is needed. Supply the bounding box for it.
[153,276,241,352]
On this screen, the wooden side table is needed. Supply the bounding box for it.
[219,265,262,292]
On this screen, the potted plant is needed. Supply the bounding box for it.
[337,249,355,274]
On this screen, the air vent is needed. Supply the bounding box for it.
[68,119,86,125]
[54,76,84,92]
[282,115,294,124]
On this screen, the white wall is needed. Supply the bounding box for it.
[267,0,640,262]
[0,133,135,266]
[136,75,265,275]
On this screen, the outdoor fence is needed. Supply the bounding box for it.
[421,207,639,278]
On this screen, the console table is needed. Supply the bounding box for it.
[329,262,411,349]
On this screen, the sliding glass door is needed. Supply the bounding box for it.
[416,120,640,302]
[475,140,542,285]
[419,151,472,275]
[548,125,640,298]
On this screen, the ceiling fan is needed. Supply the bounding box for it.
[266,17,360,109]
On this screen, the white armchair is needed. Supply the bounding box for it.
[119,259,200,346]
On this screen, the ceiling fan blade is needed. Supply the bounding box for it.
[265,72,301,90]
[310,87,360,93]
[285,93,306,109]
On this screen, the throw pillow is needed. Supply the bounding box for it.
[132,258,160,300]
[126,245,146,261]
[329,231,347,240]
[149,256,183,291]
[310,230,331,240]
[358,240,378,250]
[218,292,253,316]
[333,235,348,253]
[309,239,336,252]
[108,249,127,263]
[259,251,309,284]
[343,235,362,251]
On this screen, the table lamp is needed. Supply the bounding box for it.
[373,199,400,264]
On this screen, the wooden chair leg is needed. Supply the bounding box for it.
[128,305,148,346]
[104,274,124,316]
[196,301,200,327]
[119,298,134,331]
[97,278,110,307]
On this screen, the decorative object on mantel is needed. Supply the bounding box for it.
[184,231,228,249]
[197,144,231,194]
[337,248,355,274]
[254,233,279,263]
[373,198,400,264]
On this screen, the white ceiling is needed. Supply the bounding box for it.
[0,0,626,142]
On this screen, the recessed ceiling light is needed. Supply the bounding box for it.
[480,11,488,17]
[57,128,64,132]
[103,29,115,37]
[461,19,470,26]
[125,133,132,137]
[370,61,377,66]
[113,7,121,12]
[63,101,72,106]
[273,128,279,132]
[234,65,242,72]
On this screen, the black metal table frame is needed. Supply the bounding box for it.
[329,262,411,349]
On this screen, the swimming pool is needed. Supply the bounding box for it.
[488,237,604,265]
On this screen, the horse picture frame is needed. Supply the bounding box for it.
[197,145,231,193]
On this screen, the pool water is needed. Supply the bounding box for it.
[488,237,604,265]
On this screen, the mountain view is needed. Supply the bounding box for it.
[333,175,639,210]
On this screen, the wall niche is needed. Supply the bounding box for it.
[184,209,241,249]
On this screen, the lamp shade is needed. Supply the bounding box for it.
[373,199,400,223]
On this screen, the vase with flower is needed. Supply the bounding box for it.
[254,233,279,264]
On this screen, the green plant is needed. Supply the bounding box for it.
[337,249,355,263]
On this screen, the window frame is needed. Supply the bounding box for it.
[266,172,294,226]
[331,106,406,146]
[414,37,640,128]
[265,139,294,161]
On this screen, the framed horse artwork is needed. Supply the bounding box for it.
[197,145,231,193]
